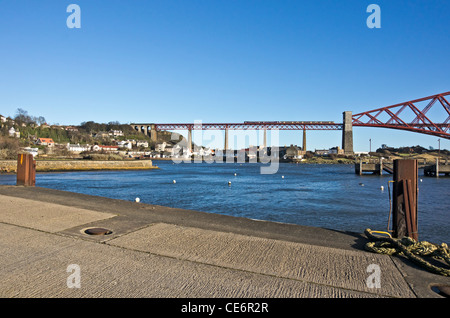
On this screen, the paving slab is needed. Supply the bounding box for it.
[0,194,116,233]
[109,222,414,298]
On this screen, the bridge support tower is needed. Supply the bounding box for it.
[148,125,157,143]
[188,128,193,152]
[263,128,267,149]
[302,129,306,152]
[224,127,229,150]
[342,111,353,155]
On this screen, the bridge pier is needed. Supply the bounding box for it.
[263,128,267,149]
[187,128,192,152]
[224,127,229,150]
[148,125,157,143]
[424,158,450,177]
[355,158,392,175]
[140,125,148,136]
[342,111,353,155]
[302,129,306,152]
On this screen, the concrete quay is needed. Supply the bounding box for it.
[0,185,448,301]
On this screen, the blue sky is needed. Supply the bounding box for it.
[0,0,449,152]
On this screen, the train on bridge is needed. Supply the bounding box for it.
[243,121,335,124]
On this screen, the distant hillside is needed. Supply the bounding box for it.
[376,145,449,156]
[0,113,193,159]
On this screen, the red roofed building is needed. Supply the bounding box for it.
[35,138,55,146]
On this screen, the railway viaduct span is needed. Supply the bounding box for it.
[131,92,450,154]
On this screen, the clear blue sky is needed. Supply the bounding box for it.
[0,0,449,152]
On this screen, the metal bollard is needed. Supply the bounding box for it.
[392,159,418,240]
[16,153,36,186]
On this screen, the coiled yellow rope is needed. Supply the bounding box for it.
[364,228,450,277]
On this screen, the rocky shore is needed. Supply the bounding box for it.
[0,159,158,173]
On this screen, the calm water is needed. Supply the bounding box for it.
[1,160,448,243]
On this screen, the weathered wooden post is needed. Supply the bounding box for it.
[436,158,439,178]
[16,153,36,186]
[379,157,383,175]
[392,159,418,240]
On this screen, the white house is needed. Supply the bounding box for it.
[9,127,18,138]
[155,142,167,152]
[22,147,39,157]
[117,140,132,149]
[109,130,123,137]
[136,140,149,148]
[92,145,119,152]
[67,143,91,153]
[315,146,344,156]
[328,146,344,155]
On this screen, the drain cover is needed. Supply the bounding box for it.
[431,284,450,298]
[84,228,112,235]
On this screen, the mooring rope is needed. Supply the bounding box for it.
[364,228,450,277]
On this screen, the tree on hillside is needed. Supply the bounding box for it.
[80,121,102,133]
[13,108,46,126]
[14,108,33,125]
[36,116,46,125]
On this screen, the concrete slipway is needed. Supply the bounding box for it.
[0,185,448,304]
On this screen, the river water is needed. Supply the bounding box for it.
[1,160,448,243]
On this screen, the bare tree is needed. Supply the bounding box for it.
[14,108,33,125]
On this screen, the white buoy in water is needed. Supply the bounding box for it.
[380,186,384,190]
[228,181,231,186]
[420,179,423,182]
[173,180,176,184]
[135,197,140,203]
[359,183,364,186]
[282,175,284,179]
[234,173,237,176]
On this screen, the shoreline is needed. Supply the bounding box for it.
[0,157,356,174]
[1,152,445,174]
[0,159,158,173]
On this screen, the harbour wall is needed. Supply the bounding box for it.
[0,159,157,173]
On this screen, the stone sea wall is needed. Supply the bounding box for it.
[0,160,157,173]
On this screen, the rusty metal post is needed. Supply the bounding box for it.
[16,153,36,186]
[392,159,418,240]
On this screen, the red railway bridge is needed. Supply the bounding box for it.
[132,91,450,153]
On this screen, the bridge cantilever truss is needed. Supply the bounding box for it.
[352,91,450,139]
